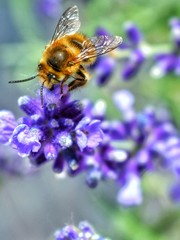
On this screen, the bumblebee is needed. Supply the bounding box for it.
[9,6,122,105]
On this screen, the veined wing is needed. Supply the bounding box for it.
[69,35,123,65]
[51,5,80,43]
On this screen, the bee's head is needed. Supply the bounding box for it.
[37,63,60,89]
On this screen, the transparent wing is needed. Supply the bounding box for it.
[69,35,123,65]
[50,5,80,43]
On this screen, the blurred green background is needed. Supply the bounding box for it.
[1,0,180,239]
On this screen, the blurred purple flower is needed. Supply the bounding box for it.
[54,221,110,240]
[121,22,143,49]
[169,181,180,202]
[122,48,145,79]
[151,17,180,78]
[0,145,37,177]
[80,90,180,205]
[121,22,145,80]
[92,23,145,84]
[37,0,61,18]
[94,56,116,86]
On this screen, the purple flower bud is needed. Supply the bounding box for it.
[18,96,41,116]
[95,57,116,86]
[60,100,83,121]
[86,168,101,188]
[124,22,143,46]
[44,142,58,161]
[122,49,145,80]
[52,153,64,173]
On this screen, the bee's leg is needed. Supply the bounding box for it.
[68,65,89,91]
[60,76,69,94]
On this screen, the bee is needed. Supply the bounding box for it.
[9,5,122,106]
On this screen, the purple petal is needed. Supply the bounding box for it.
[44,142,58,161]
[86,120,104,148]
[76,129,88,151]
[10,124,42,157]
[75,117,91,129]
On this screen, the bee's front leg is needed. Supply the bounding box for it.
[60,76,69,94]
[68,65,89,91]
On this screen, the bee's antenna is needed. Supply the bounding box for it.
[9,75,37,84]
[40,80,46,108]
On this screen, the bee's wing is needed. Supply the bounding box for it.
[50,5,80,43]
[69,35,123,65]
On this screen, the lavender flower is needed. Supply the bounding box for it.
[0,86,103,176]
[151,17,180,78]
[54,221,110,240]
[80,90,180,205]
[1,83,179,205]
